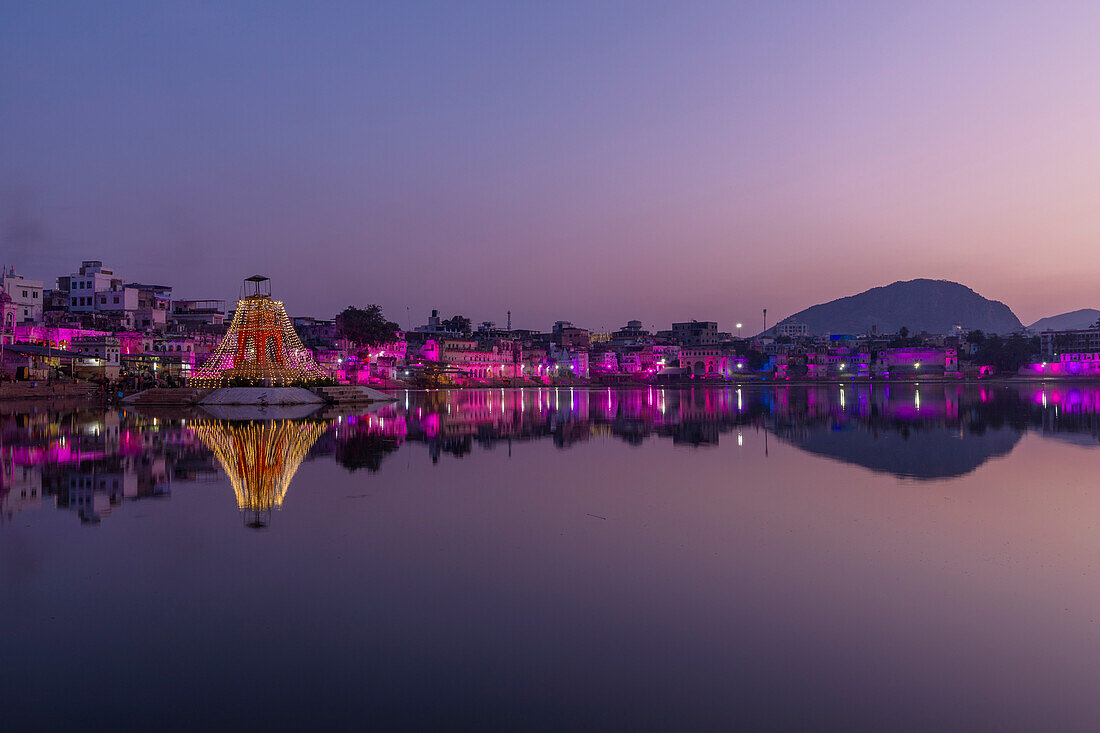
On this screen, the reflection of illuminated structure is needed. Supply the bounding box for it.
[191,276,327,386]
[192,419,329,527]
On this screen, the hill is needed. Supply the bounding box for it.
[1027,308,1100,332]
[772,279,1022,336]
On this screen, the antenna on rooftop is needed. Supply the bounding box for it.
[507,310,511,331]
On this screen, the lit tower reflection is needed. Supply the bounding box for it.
[191,419,329,528]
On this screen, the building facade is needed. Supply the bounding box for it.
[672,321,719,346]
[1,267,44,323]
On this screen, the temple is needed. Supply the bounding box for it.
[190,276,328,386]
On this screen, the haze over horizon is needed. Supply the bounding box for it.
[4,1,1100,330]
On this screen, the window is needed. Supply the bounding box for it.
[21,290,27,297]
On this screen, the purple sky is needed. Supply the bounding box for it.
[3,1,1099,331]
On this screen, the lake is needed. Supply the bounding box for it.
[3,384,1100,730]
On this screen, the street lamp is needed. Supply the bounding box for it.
[736,322,742,338]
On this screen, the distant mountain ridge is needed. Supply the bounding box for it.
[1027,309,1100,332]
[773,279,1023,336]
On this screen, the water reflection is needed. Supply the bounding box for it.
[3,384,1100,527]
[191,419,329,528]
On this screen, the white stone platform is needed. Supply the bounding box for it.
[197,387,324,406]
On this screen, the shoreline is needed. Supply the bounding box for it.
[2,375,1092,402]
[375,376,1100,391]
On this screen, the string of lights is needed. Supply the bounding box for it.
[191,292,329,387]
[191,419,330,515]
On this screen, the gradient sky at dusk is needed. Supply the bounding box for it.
[3,1,1099,330]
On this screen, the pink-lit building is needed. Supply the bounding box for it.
[0,288,16,345]
[14,324,109,350]
[418,338,521,381]
[874,348,959,377]
[679,347,731,377]
[1024,353,1100,377]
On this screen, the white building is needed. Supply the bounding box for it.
[66,261,121,313]
[95,285,140,326]
[774,321,809,338]
[1,267,44,322]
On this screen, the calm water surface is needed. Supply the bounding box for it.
[3,384,1100,730]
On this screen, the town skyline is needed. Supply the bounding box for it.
[0,257,1089,336]
[6,2,1100,327]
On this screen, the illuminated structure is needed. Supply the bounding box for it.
[190,276,328,386]
[191,418,329,527]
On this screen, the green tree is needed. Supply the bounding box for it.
[973,333,1037,372]
[338,305,400,348]
[745,349,767,371]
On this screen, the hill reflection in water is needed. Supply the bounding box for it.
[328,383,1099,480]
[3,383,1100,526]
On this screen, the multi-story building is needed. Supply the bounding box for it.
[413,309,464,337]
[672,320,719,346]
[552,321,590,349]
[679,346,728,377]
[72,335,122,380]
[431,338,520,380]
[66,261,121,312]
[171,300,226,328]
[1025,352,1100,377]
[550,345,589,379]
[94,285,140,326]
[873,347,958,376]
[1,267,43,323]
[774,321,809,339]
[43,288,71,314]
[1040,328,1100,358]
[129,284,172,331]
[293,317,339,346]
[610,320,650,344]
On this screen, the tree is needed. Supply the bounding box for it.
[338,305,400,348]
[889,326,912,348]
[745,349,767,371]
[786,363,809,379]
[973,333,1037,372]
[336,433,400,472]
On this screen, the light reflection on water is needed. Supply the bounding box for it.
[2,384,1100,729]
